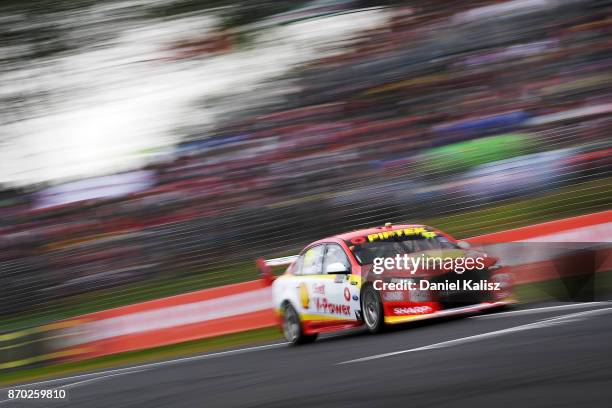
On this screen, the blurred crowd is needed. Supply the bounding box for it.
[1,0,610,318]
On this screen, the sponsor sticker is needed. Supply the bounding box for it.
[313,283,325,295]
[366,228,437,242]
[315,298,351,315]
[393,306,432,315]
[298,283,310,309]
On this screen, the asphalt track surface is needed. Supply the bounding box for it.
[3,301,612,408]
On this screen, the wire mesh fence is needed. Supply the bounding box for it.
[1,0,611,331]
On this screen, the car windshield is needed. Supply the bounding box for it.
[345,232,457,265]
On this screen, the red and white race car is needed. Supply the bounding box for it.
[258,223,513,344]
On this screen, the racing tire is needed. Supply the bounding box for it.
[282,303,317,345]
[362,285,386,334]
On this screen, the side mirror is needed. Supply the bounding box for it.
[457,240,471,250]
[326,262,350,274]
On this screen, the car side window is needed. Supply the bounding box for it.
[290,254,304,275]
[300,245,325,275]
[323,244,350,274]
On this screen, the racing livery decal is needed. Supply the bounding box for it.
[299,282,310,309]
[366,227,437,242]
[315,298,350,316]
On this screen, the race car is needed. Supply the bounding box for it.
[258,223,513,344]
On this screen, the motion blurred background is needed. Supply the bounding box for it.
[0,0,610,367]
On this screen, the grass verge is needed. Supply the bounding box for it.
[0,327,283,387]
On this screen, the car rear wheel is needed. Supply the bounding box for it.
[362,285,385,333]
[282,303,317,345]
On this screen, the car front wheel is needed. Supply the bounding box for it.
[362,285,385,333]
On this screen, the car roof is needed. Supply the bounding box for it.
[313,224,431,244]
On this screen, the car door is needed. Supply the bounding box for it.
[289,243,357,322]
[319,243,359,322]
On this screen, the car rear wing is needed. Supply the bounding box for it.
[256,255,298,285]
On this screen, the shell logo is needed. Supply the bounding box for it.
[298,283,310,309]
